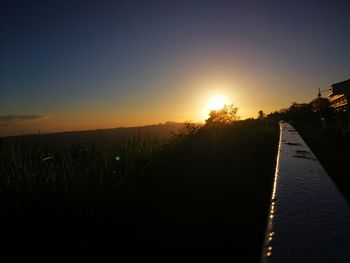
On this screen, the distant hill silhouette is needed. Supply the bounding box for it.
[1,122,185,151]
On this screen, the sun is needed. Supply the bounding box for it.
[207,96,227,111]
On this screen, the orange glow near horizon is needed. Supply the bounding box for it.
[0,73,315,137]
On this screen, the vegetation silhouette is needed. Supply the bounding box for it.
[108,118,278,257]
[258,110,266,120]
[1,117,279,259]
[205,104,240,125]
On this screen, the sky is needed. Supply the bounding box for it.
[1,0,350,136]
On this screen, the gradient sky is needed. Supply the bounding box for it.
[1,0,350,136]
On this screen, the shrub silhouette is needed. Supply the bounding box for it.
[205,104,240,125]
[1,119,279,260]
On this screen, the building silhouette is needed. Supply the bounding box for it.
[329,79,350,129]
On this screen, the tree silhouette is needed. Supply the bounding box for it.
[258,110,266,120]
[206,104,240,125]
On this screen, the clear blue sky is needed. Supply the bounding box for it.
[1,0,350,135]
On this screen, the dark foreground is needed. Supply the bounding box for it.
[1,121,279,259]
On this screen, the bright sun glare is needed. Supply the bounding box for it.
[207,96,227,111]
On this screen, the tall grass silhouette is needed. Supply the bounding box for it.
[0,120,279,260]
